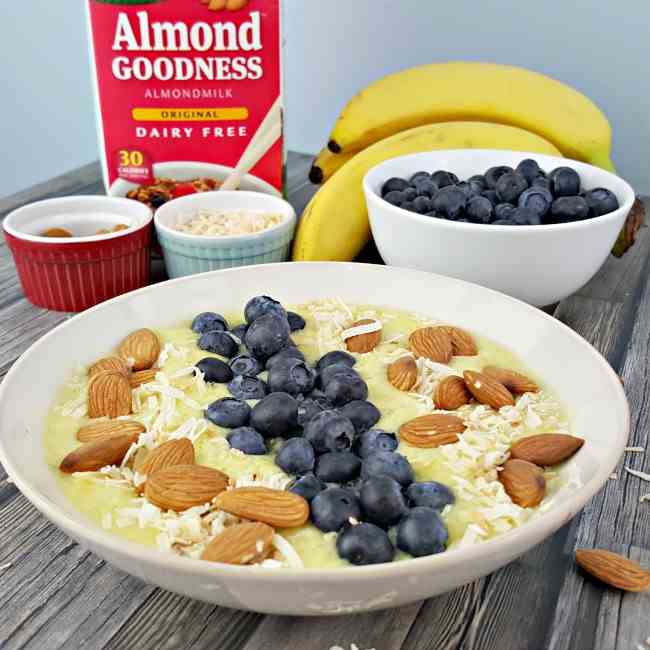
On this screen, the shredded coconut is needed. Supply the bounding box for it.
[626,467,650,482]
[625,446,645,453]
[173,209,285,237]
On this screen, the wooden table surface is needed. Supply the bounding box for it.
[0,152,648,650]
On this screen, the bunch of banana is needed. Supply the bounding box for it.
[309,62,614,184]
[293,122,562,261]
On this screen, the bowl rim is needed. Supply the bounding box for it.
[154,191,297,245]
[363,149,636,233]
[0,262,629,581]
[3,196,153,244]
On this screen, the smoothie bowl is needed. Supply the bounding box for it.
[0,263,628,614]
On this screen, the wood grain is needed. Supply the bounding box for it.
[0,160,647,650]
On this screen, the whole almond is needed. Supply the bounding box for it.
[435,375,472,410]
[575,549,650,592]
[130,368,158,389]
[215,487,309,528]
[118,329,160,371]
[409,327,452,363]
[345,319,382,353]
[440,326,478,356]
[399,413,466,448]
[463,370,514,410]
[387,356,418,391]
[88,371,133,419]
[201,522,274,565]
[483,366,539,394]
[498,459,546,507]
[510,433,585,466]
[139,439,195,477]
[59,433,138,473]
[77,419,145,443]
[88,356,129,378]
[145,464,229,511]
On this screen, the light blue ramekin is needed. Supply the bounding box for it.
[154,191,296,278]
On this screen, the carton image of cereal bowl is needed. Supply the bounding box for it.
[154,190,296,278]
[109,161,281,208]
[363,150,635,307]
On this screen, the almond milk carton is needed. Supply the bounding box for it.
[86,0,283,208]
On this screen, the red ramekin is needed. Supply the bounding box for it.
[3,196,153,312]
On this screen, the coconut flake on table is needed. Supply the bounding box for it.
[173,209,284,237]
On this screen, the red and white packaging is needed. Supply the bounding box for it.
[85,0,283,200]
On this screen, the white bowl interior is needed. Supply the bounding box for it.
[154,191,296,241]
[3,196,152,243]
[109,161,281,199]
[0,263,628,614]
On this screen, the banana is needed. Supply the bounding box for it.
[293,121,562,261]
[309,147,355,184]
[326,62,614,171]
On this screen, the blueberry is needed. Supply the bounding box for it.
[468,174,486,189]
[584,188,620,216]
[494,203,516,221]
[360,476,408,528]
[268,359,316,396]
[230,323,248,342]
[406,481,455,511]
[492,219,517,225]
[414,180,438,198]
[196,357,233,383]
[516,158,543,184]
[324,372,368,406]
[275,437,316,475]
[531,176,552,191]
[361,451,414,487]
[230,354,263,377]
[518,187,553,217]
[304,410,355,454]
[431,170,458,188]
[352,429,398,457]
[244,313,291,360]
[432,186,466,220]
[465,196,494,224]
[402,187,417,202]
[412,196,432,214]
[297,396,329,427]
[228,374,268,400]
[485,165,513,189]
[482,190,499,205]
[396,507,448,557]
[383,190,405,207]
[316,350,356,373]
[250,392,298,438]
[409,171,431,185]
[205,397,251,428]
[317,363,360,390]
[425,210,444,219]
[511,207,542,226]
[549,167,581,197]
[550,196,590,222]
[265,347,305,371]
[336,522,395,565]
[311,487,361,532]
[315,451,361,483]
[286,311,306,332]
[227,427,267,455]
[495,172,528,204]
[289,472,325,501]
[381,177,410,197]
[198,331,239,358]
[191,312,228,334]
[400,201,416,213]
[338,400,381,433]
[244,295,287,324]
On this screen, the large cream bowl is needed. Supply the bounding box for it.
[0,263,628,615]
[364,150,635,307]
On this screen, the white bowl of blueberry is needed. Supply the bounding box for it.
[364,150,635,306]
